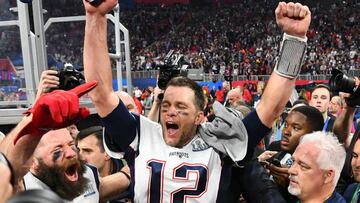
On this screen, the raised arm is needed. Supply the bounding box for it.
[147,87,163,122]
[256,2,311,128]
[333,106,356,147]
[0,116,41,185]
[99,165,130,202]
[83,0,119,117]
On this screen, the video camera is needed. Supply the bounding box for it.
[55,63,85,91]
[157,50,189,90]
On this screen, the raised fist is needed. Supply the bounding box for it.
[83,0,118,16]
[275,2,311,38]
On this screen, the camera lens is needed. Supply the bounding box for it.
[329,69,356,94]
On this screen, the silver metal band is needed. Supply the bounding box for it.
[274,33,307,79]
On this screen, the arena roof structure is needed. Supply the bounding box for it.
[0,0,131,124]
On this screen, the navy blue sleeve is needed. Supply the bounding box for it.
[343,183,357,202]
[101,101,138,152]
[87,164,100,191]
[242,110,271,159]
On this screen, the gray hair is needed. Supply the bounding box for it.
[299,131,346,188]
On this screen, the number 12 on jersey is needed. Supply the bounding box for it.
[147,159,209,203]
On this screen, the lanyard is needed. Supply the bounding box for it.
[351,184,360,203]
[322,116,330,132]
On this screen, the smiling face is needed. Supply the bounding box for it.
[281,111,312,153]
[160,86,203,148]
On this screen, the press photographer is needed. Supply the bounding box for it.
[330,69,360,193]
[35,63,85,101]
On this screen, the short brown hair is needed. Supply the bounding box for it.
[166,76,205,111]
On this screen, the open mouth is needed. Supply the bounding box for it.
[65,163,79,182]
[166,121,179,136]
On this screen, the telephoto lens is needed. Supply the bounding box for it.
[329,69,358,95]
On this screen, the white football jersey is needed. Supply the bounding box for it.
[105,116,223,203]
[23,165,100,203]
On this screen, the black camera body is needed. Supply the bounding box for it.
[268,152,293,168]
[157,50,189,90]
[57,64,85,91]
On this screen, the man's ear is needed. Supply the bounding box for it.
[104,152,111,161]
[323,169,335,184]
[194,111,205,125]
[31,157,40,172]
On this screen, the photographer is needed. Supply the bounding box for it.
[35,63,85,101]
[332,76,360,194]
[35,70,60,101]
[83,0,311,202]
[262,105,324,202]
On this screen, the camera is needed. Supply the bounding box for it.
[329,69,360,96]
[269,152,293,168]
[157,50,189,90]
[57,63,85,91]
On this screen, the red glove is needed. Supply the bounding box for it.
[14,81,97,144]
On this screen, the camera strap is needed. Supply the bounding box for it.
[274,33,307,79]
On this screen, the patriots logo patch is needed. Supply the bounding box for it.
[191,138,210,152]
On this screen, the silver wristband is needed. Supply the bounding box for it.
[274,33,307,79]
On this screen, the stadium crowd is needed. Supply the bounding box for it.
[0,0,358,76]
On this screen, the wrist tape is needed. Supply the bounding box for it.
[274,33,307,79]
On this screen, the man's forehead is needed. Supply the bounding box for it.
[164,86,194,96]
[353,139,360,153]
[286,115,307,127]
[312,88,330,96]
[40,128,73,146]
[294,142,320,163]
[78,134,98,145]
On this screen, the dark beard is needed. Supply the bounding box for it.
[35,159,89,201]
